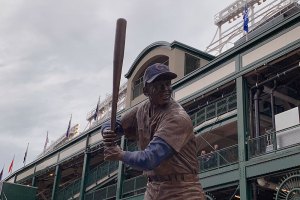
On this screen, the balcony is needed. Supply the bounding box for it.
[86,161,119,189]
[85,184,117,200]
[190,93,237,127]
[57,178,81,200]
[56,161,119,200]
[199,144,238,172]
[122,175,147,199]
[83,175,147,200]
[248,124,300,158]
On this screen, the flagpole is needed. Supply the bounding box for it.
[44,131,49,154]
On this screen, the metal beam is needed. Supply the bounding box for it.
[264,86,300,106]
[246,146,300,178]
[200,164,239,188]
[79,153,89,200]
[51,165,61,200]
[79,134,91,200]
[236,77,251,200]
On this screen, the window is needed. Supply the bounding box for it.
[132,76,143,99]
[185,53,200,75]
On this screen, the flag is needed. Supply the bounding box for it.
[23,142,29,165]
[243,1,249,33]
[44,131,49,153]
[0,166,3,181]
[93,97,101,120]
[66,114,72,138]
[8,155,14,173]
[93,104,99,120]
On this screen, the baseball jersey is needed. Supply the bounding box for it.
[121,98,199,176]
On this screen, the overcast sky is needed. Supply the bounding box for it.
[0,0,234,180]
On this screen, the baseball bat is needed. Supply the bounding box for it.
[111,18,127,133]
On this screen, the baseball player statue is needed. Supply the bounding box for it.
[101,63,205,200]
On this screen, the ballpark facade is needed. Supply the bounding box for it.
[3,2,300,200]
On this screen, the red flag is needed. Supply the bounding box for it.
[8,155,14,173]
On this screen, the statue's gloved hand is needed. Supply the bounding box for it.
[104,145,125,161]
[102,130,118,146]
[100,118,124,136]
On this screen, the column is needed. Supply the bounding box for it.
[236,77,251,200]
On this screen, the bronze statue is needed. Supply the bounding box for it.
[101,63,205,200]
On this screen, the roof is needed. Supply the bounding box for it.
[124,40,215,78]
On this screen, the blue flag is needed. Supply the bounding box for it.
[243,2,249,33]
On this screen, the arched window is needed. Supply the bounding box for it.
[132,74,144,100]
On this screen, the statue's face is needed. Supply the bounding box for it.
[144,78,172,106]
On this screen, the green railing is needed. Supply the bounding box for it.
[190,93,237,127]
[57,178,81,200]
[86,161,119,187]
[248,131,276,158]
[126,142,138,151]
[198,144,238,172]
[122,175,147,198]
[248,124,300,158]
[84,183,117,200]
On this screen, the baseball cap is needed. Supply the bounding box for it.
[143,63,177,86]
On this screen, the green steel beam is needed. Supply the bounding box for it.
[195,114,237,134]
[31,176,36,187]
[79,134,90,200]
[31,164,37,187]
[236,76,251,200]
[205,182,240,193]
[116,136,126,200]
[121,194,145,200]
[246,146,300,178]
[199,164,239,188]
[51,165,61,200]
[200,163,239,179]
[79,150,90,200]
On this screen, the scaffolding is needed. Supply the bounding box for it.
[206,0,300,55]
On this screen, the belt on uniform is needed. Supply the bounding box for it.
[147,174,198,182]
